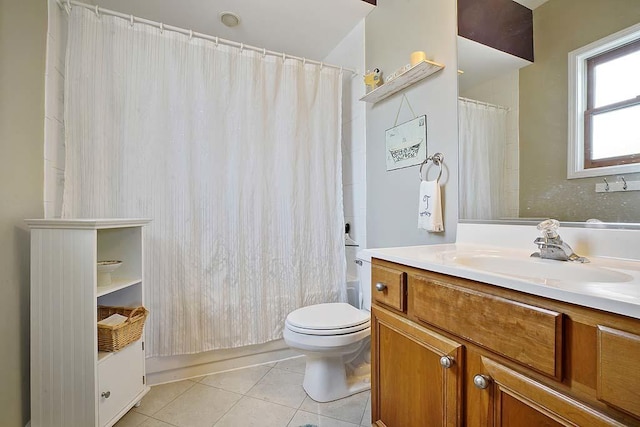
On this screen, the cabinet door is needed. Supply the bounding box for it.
[98,341,145,426]
[473,356,625,427]
[371,306,463,427]
[597,325,640,418]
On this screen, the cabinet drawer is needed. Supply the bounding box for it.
[410,274,563,379]
[597,325,640,418]
[372,263,407,312]
[98,340,145,426]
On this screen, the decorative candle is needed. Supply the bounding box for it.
[410,51,427,66]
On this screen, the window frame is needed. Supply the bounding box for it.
[568,23,640,179]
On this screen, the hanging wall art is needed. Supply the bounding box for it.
[385,114,427,171]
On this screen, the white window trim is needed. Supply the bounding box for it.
[567,22,640,179]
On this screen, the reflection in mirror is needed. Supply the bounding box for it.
[458,0,640,224]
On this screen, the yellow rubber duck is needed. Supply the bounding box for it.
[364,68,381,91]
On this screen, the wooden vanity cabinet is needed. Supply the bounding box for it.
[370,258,640,427]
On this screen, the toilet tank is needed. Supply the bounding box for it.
[356,257,372,311]
[346,278,360,308]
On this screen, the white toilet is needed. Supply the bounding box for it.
[283,258,372,402]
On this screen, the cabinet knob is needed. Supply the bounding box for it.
[101,391,111,399]
[439,356,454,369]
[473,374,491,390]
[375,282,387,292]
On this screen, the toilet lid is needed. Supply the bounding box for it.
[286,303,370,331]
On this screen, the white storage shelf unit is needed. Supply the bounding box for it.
[27,218,151,427]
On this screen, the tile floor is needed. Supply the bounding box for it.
[115,356,372,427]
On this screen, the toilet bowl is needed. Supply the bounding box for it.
[283,257,372,402]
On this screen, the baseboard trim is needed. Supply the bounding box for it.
[146,339,299,385]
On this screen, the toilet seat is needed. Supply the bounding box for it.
[286,320,370,336]
[285,303,370,336]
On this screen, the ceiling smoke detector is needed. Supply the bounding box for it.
[220,12,240,28]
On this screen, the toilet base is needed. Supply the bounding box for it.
[302,355,371,403]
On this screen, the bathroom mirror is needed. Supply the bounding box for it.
[457,0,640,225]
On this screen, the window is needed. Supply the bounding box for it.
[585,39,640,168]
[568,23,640,178]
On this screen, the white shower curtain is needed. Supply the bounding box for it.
[63,7,346,356]
[458,99,510,219]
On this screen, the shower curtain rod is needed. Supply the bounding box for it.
[56,0,358,76]
[458,96,510,111]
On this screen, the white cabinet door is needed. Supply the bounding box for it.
[98,341,144,426]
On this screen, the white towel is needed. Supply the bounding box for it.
[418,180,444,232]
[98,313,128,326]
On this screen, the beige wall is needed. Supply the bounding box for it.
[519,0,640,222]
[365,0,458,247]
[0,0,46,425]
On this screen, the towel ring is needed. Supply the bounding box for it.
[419,153,444,182]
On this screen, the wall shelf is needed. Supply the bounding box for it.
[360,59,445,104]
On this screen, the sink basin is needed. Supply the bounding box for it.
[452,254,633,283]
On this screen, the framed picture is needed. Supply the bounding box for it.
[385,115,427,171]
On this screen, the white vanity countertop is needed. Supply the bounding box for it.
[360,224,640,320]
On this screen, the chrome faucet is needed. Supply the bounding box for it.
[530,219,589,263]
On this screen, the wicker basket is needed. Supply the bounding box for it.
[97,306,148,352]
